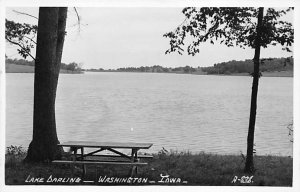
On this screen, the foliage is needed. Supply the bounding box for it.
[6,18,83,72]
[62,62,82,71]
[163,7,294,56]
[5,58,83,71]
[85,56,292,75]
[116,65,171,73]
[6,58,35,66]
[87,65,197,73]
[6,145,27,168]
[201,57,293,75]
[6,145,27,156]
[5,19,38,60]
[163,7,294,174]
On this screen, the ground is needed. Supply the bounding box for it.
[5,149,293,186]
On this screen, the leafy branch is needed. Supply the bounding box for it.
[163,7,294,56]
[5,19,37,60]
[6,8,83,61]
[5,37,35,60]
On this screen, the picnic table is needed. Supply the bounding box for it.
[52,141,153,177]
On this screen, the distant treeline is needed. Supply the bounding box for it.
[86,65,200,73]
[86,57,293,75]
[201,57,293,75]
[8,57,292,75]
[5,58,83,72]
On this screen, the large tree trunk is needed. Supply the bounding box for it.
[244,7,264,173]
[24,7,68,162]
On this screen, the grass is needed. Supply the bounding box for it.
[6,63,35,73]
[5,148,293,186]
[5,63,82,74]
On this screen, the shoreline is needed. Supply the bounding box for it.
[5,63,83,74]
[86,70,293,77]
[201,71,293,77]
[6,63,292,77]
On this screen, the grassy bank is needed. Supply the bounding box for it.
[5,63,83,74]
[5,63,34,73]
[5,148,292,186]
[200,70,293,77]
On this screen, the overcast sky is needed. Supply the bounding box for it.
[5,7,294,69]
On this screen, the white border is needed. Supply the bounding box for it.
[0,0,6,191]
[1,1,299,192]
[293,1,300,191]
[1,0,299,7]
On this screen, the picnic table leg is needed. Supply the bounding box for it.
[130,166,138,178]
[95,166,99,182]
[80,147,86,178]
[131,149,138,162]
[71,147,78,177]
[134,150,138,161]
[130,149,138,177]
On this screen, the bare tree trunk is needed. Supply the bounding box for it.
[24,7,68,162]
[244,7,264,173]
[55,8,68,75]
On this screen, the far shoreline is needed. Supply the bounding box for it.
[5,63,83,74]
[85,70,293,78]
[202,71,293,77]
[6,63,293,77]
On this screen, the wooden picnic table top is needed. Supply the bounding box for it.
[58,141,153,149]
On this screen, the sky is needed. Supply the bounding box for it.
[5,7,294,70]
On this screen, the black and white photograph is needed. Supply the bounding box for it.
[1,0,299,191]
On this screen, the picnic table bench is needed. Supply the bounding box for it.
[52,141,153,177]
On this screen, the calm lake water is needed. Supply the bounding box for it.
[6,72,293,156]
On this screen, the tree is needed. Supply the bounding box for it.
[163,7,293,173]
[66,62,78,71]
[245,7,264,173]
[24,7,68,162]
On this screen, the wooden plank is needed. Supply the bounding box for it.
[81,148,105,158]
[138,155,153,158]
[106,148,131,159]
[52,160,148,165]
[68,159,132,163]
[58,141,153,149]
[74,154,153,159]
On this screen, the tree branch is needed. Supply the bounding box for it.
[74,7,81,32]
[12,10,38,20]
[23,35,37,44]
[173,17,188,32]
[5,37,36,61]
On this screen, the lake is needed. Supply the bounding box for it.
[5,72,293,156]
